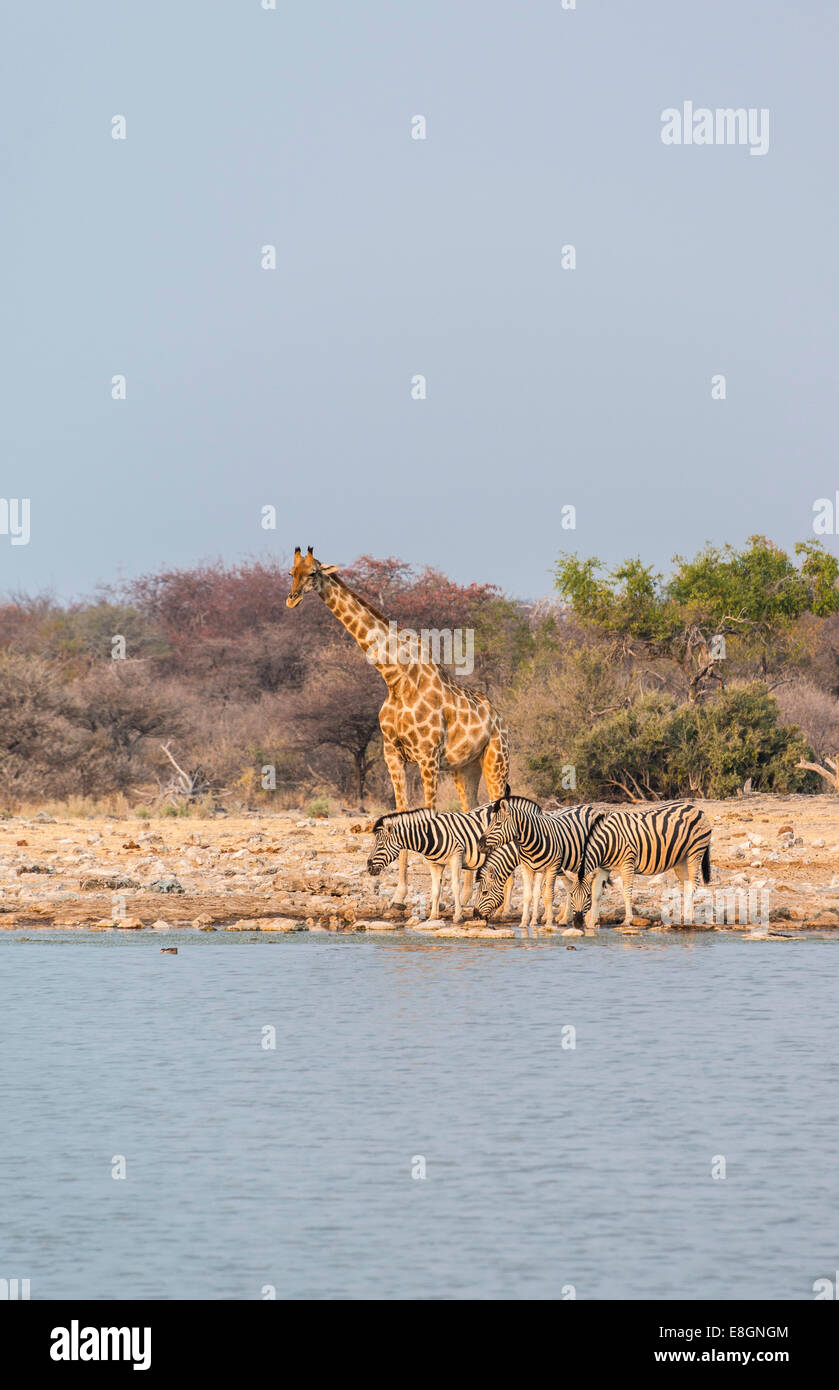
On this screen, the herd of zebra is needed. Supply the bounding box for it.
[366,791,713,930]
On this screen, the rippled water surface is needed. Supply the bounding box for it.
[2,929,837,1299]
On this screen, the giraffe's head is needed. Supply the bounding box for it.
[286,546,338,608]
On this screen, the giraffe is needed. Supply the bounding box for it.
[286,546,510,904]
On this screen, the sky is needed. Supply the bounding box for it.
[2,0,838,603]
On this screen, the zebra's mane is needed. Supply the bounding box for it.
[373,807,435,832]
[577,812,607,882]
[489,792,541,815]
[477,834,520,883]
[373,802,493,833]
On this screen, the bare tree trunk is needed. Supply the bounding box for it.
[796,756,839,792]
[354,750,367,807]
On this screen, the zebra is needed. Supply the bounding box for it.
[472,837,545,927]
[476,794,603,928]
[568,801,712,929]
[463,838,524,929]
[366,804,514,922]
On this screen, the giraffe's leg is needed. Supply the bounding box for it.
[382,741,410,904]
[453,763,481,812]
[480,729,510,800]
[417,756,439,812]
[415,754,442,912]
[452,763,480,907]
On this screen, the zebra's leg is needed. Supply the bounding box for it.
[557,872,574,925]
[520,865,534,929]
[500,871,514,919]
[619,861,636,925]
[541,867,557,928]
[428,862,444,921]
[670,861,688,925]
[682,857,699,924]
[383,741,410,905]
[585,869,609,931]
[529,871,544,929]
[461,867,475,906]
[450,851,464,922]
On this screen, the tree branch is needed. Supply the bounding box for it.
[796,759,839,791]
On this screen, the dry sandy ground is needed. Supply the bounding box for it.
[1,794,838,940]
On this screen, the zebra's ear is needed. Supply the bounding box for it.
[503,782,511,799]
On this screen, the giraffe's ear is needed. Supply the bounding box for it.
[320,564,338,574]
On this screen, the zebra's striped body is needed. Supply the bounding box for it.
[366,804,513,921]
[477,796,603,928]
[570,801,712,928]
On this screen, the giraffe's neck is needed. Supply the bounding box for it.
[316,573,417,686]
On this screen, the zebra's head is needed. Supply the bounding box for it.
[567,873,595,924]
[472,843,510,919]
[286,545,338,608]
[477,787,515,855]
[366,815,403,876]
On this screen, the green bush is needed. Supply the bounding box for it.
[506,644,629,799]
[541,685,817,801]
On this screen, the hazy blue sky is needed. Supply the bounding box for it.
[3,0,838,602]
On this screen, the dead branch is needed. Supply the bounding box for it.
[796,757,839,791]
[604,777,643,803]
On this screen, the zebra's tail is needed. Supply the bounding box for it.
[578,812,606,882]
[701,843,711,885]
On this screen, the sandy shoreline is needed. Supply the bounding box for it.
[1,793,838,938]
